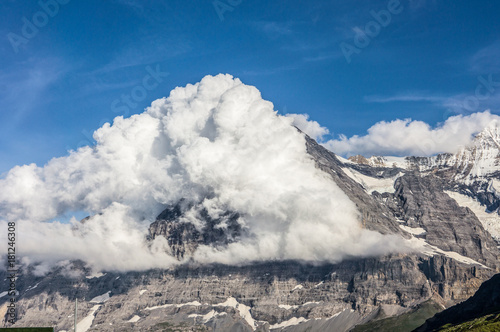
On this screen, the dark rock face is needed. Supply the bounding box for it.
[304,135,407,237]
[415,273,500,331]
[452,179,500,214]
[385,173,498,266]
[149,200,242,259]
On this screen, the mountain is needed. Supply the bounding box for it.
[2,125,500,331]
[1,76,499,331]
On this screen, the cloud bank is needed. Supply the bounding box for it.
[324,111,500,157]
[0,74,401,273]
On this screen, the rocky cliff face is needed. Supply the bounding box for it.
[384,173,498,265]
[2,127,500,331]
[415,272,500,331]
[148,200,242,259]
[0,253,492,331]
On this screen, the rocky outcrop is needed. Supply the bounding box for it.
[384,173,498,266]
[415,273,500,331]
[348,155,390,167]
[305,135,407,237]
[149,200,242,259]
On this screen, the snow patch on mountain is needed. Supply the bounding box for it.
[278,304,298,310]
[189,310,227,323]
[453,121,500,181]
[215,297,256,330]
[145,301,202,310]
[77,305,100,332]
[270,316,309,329]
[127,315,140,323]
[446,191,500,242]
[408,237,488,268]
[341,167,402,194]
[489,179,500,194]
[399,225,426,236]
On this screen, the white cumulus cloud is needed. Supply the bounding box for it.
[0,74,404,273]
[324,111,500,157]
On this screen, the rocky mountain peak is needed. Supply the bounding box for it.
[348,155,387,167]
[476,120,500,145]
[453,121,500,180]
[467,120,500,157]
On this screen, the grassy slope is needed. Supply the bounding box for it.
[351,301,443,332]
[437,312,500,332]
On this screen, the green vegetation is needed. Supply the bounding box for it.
[351,300,443,332]
[438,312,500,331]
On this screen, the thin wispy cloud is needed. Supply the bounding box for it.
[365,88,500,116]
[364,93,446,103]
[0,57,70,126]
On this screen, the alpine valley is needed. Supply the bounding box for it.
[1,76,500,332]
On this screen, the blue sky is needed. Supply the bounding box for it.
[1,0,500,174]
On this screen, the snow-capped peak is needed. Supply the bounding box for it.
[345,122,500,181]
[472,120,500,150]
[454,121,500,180]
